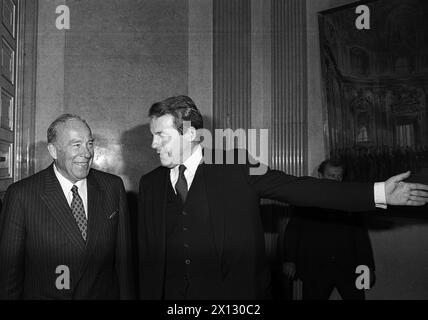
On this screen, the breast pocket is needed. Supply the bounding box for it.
[107,209,119,220]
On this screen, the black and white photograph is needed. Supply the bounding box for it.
[0,0,428,312]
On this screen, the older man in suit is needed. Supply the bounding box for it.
[138,95,428,300]
[0,114,135,299]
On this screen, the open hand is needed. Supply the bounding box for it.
[385,171,428,206]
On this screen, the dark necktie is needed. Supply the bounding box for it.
[175,164,188,203]
[71,185,87,241]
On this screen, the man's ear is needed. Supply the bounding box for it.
[47,143,58,160]
[184,126,197,142]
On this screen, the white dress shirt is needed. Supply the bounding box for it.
[169,144,388,208]
[53,164,89,218]
[170,144,203,193]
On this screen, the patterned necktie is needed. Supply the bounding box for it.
[71,185,87,241]
[175,164,188,203]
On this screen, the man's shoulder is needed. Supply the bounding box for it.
[89,168,123,185]
[140,166,168,182]
[8,166,50,190]
[3,167,53,201]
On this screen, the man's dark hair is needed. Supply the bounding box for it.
[317,158,345,176]
[148,95,203,134]
[47,114,91,144]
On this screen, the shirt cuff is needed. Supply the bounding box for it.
[374,182,387,209]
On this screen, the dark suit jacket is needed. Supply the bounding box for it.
[284,207,375,280]
[0,164,135,299]
[138,159,375,300]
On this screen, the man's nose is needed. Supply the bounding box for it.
[151,136,159,149]
[81,144,92,158]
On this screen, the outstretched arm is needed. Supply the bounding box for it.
[249,169,375,212]
[248,168,428,211]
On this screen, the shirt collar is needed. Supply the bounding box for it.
[173,144,203,175]
[53,163,87,193]
[185,144,203,174]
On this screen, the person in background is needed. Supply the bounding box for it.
[283,159,375,300]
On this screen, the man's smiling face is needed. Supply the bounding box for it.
[48,119,94,183]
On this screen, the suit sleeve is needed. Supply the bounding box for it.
[248,168,375,212]
[0,185,25,299]
[115,178,136,299]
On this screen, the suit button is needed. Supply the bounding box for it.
[182,211,187,216]
[185,259,191,265]
[183,227,188,232]
[184,243,189,248]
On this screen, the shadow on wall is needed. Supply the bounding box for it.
[120,123,159,193]
[75,123,159,194]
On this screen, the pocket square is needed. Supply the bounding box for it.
[108,209,119,219]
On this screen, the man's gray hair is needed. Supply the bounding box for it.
[47,114,91,143]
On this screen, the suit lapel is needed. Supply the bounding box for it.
[41,164,86,251]
[74,170,105,283]
[202,163,225,263]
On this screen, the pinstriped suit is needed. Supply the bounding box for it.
[0,164,135,299]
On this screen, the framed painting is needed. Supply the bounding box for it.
[319,0,428,181]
